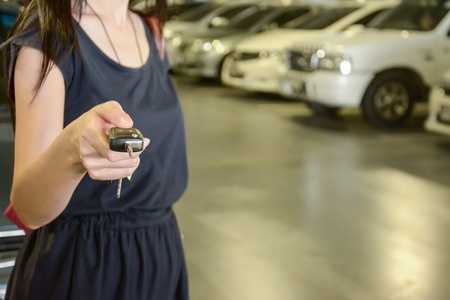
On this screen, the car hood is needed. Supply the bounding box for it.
[294,28,437,73]
[322,29,435,57]
[235,29,326,52]
[165,21,200,36]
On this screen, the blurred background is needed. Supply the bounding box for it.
[0,0,450,299]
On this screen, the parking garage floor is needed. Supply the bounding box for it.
[1,76,450,300]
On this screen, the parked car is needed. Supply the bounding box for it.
[164,2,261,42]
[171,4,312,79]
[280,0,450,128]
[0,225,26,299]
[0,2,25,297]
[426,70,450,135]
[0,69,25,298]
[221,0,398,94]
[165,2,256,66]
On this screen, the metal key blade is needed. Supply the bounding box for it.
[127,144,133,182]
[117,144,134,199]
[117,178,123,199]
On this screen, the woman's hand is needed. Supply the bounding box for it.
[69,100,150,181]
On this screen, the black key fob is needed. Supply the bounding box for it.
[109,127,144,152]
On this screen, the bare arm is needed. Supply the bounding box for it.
[10,46,149,230]
[10,46,86,230]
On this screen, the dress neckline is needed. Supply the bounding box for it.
[71,14,153,73]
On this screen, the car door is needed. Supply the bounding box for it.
[433,16,450,84]
[420,13,450,86]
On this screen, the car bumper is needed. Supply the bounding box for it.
[425,87,450,136]
[279,70,373,107]
[169,47,224,78]
[222,56,287,94]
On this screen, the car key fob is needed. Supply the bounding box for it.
[108,127,144,152]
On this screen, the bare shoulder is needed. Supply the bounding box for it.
[15,45,64,102]
[13,44,66,177]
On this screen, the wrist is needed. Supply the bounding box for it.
[62,121,86,176]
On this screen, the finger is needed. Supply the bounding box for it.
[88,167,138,181]
[143,138,151,149]
[84,157,140,170]
[94,100,133,129]
[83,148,141,162]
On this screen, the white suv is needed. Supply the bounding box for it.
[221,0,398,94]
[280,1,450,128]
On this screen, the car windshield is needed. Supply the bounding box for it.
[207,4,255,28]
[367,3,449,31]
[268,7,311,27]
[227,6,310,31]
[167,3,206,19]
[226,7,274,30]
[283,7,357,29]
[173,3,220,22]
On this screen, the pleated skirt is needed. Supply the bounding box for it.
[5,208,189,300]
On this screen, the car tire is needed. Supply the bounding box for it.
[307,102,340,117]
[361,72,420,129]
[219,52,233,84]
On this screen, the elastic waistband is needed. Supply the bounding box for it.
[50,208,174,230]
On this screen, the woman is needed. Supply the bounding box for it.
[3,0,189,299]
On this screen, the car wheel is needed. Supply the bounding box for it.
[307,102,340,117]
[219,52,234,84]
[362,72,418,128]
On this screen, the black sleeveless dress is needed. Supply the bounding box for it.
[5,16,189,300]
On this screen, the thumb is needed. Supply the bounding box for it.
[93,100,133,129]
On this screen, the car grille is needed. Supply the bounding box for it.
[288,50,315,72]
[234,51,260,61]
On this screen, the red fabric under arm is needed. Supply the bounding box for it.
[4,202,32,234]
[144,16,166,60]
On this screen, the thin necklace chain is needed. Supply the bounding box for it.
[86,2,144,66]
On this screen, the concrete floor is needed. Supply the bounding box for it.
[1,76,450,299]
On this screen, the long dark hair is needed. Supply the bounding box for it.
[5,0,167,131]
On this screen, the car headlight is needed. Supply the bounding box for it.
[313,49,353,75]
[201,41,213,52]
[211,40,227,53]
[170,35,183,48]
[193,39,227,54]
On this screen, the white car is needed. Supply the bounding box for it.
[426,70,450,135]
[280,1,450,128]
[221,0,398,94]
[165,2,263,67]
